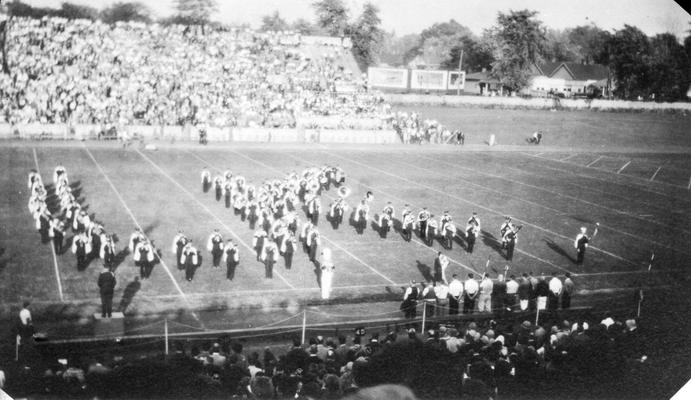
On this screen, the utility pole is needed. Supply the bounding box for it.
[456,49,464,96]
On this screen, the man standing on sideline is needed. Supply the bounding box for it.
[478,273,493,313]
[535,273,550,313]
[575,227,589,265]
[448,274,463,315]
[222,239,240,280]
[463,273,479,314]
[207,229,224,268]
[548,273,563,312]
[518,273,531,311]
[562,273,574,309]
[505,274,519,312]
[401,281,419,319]
[433,252,449,284]
[320,248,335,300]
[97,265,116,318]
[493,274,507,315]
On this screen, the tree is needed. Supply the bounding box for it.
[260,11,288,32]
[58,2,98,20]
[606,25,651,99]
[442,35,494,73]
[312,0,348,36]
[647,33,690,101]
[291,18,315,35]
[403,20,473,67]
[100,2,151,24]
[350,2,384,69]
[378,32,419,66]
[543,28,579,62]
[488,9,547,92]
[568,24,611,64]
[173,0,218,26]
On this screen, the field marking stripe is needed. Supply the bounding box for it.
[524,152,689,191]
[279,151,482,276]
[135,149,297,290]
[309,151,574,274]
[83,146,205,327]
[650,166,662,181]
[325,150,635,267]
[33,148,65,302]
[560,154,578,161]
[413,153,691,256]
[586,156,604,168]
[215,149,398,285]
[617,161,631,174]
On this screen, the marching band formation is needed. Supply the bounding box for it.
[25,163,597,305]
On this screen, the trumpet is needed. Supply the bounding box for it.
[338,186,352,198]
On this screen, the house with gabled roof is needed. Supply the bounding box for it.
[527,62,612,98]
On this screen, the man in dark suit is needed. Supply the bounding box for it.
[97,266,116,318]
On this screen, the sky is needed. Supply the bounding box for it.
[21,0,691,39]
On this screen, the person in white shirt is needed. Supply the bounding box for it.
[548,273,563,311]
[463,273,479,314]
[434,281,449,317]
[478,273,494,312]
[448,274,463,315]
[505,275,519,312]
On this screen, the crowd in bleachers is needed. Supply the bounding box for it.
[3,312,647,399]
[0,17,389,129]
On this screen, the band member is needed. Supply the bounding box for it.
[379,202,395,236]
[71,231,92,270]
[253,229,268,262]
[172,230,190,269]
[53,164,67,186]
[500,216,515,249]
[28,169,41,191]
[320,248,335,300]
[128,227,146,253]
[575,227,589,265]
[181,242,201,282]
[213,175,224,201]
[207,229,225,268]
[442,219,457,250]
[306,227,321,262]
[417,208,431,239]
[439,211,452,233]
[201,167,211,192]
[466,212,480,253]
[401,205,415,242]
[503,227,518,261]
[354,199,369,234]
[134,240,156,279]
[33,202,52,240]
[222,240,240,280]
[306,194,321,225]
[281,231,297,269]
[100,234,116,269]
[87,221,106,259]
[425,215,438,246]
[261,240,279,279]
[48,218,66,254]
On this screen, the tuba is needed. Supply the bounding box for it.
[338,186,351,198]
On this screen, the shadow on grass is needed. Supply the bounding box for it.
[480,230,504,255]
[416,260,434,282]
[119,277,141,313]
[544,238,577,264]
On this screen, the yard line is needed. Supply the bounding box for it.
[616,161,632,174]
[133,148,298,290]
[413,153,691,255]
[650,166,662,181]
[83,146,204,327]
[586,155,604,168]
[211,149,399,285]
[276,151,483,276]
[535,152,544,157]
[325,150,637,267]
[33,148,65,302]
[560,154,578,161]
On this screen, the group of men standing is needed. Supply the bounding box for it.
[402,271,575,318]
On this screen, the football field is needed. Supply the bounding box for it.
[2,118,690,339]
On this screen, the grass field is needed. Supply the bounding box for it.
[1,107,690,341]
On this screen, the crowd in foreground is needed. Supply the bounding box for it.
[3,311,647,399]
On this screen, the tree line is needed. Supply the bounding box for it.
[2,0,690,100]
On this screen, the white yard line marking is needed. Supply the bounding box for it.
[560,154,578,161]
[586,155,604,168]
[278,151,482,276]
[535,152,544,157]
[83,146,204,326]
[214,149,399,285]
[617,161,631,174]
[33,148,65,302]
[413,154,691,255]
[650,166,662,181]
[135,148,298,289]
[326,150,637,267]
